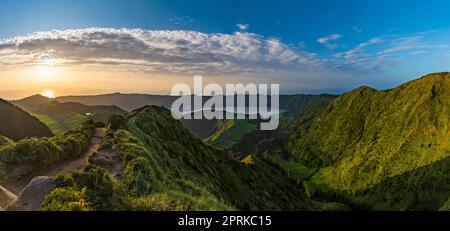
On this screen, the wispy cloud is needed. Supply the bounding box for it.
[0,28,321,75]
[379,35,447,55]
[236,23,250,31]
[332,32,448,71]
[168,16,195,26]
[317,33,342,49]
[332,37,387,70]
[409,50,428,55]
[352,26,363,33]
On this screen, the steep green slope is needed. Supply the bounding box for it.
[279,94,337,117]
[14,95,125,134]
[285,72,450,210]
[0,99,53,141]
[204,119,258,150]
[351,156,450,210]
[43,106,308,211]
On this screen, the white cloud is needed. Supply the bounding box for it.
[352,26,363,33]
[297,41,306,49]
[409,50,428,55]
[1,27,446,85]
[236,23,250,31]
[379,36,447,55]
[317,34,342,49]
[0,28,320,75]
[332,37,386,70]
[168,16,194,26]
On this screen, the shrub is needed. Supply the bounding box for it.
[123,157,154,196]
[54,175,75,188]
[71,166,116,210]
[41,187,91,211]
[108,115,128,130]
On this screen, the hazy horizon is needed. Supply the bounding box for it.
[2,0,450,99]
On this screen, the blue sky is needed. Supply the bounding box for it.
[1,0,450,96]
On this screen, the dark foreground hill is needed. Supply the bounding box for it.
[284,72,450,210]
[0,99,53,141]
[40,106,311,211]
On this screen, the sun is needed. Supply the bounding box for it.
[43,89,55,98]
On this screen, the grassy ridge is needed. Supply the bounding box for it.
[289,73,450,190]
[282,72,450,210]
[43,106,308,211]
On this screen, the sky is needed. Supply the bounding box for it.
[1,0,450,99]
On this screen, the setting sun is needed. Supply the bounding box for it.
[43,89,55,98]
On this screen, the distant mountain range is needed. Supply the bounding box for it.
[56,93,177,111]
[13,94,126,134]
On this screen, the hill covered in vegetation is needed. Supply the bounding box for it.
[282,72,450,210]
[0,99,53,141]
[41,106,310,211]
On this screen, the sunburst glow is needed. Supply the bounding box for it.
[43,89,55,98]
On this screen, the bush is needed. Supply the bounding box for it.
[71,166,117,210]
[41,187,91,211]
[123,157,155,196]
[99,140,113,150]
[13,138,63,168]
[108,115,128,130]
[0,122,94,178]
[54,175,75,188]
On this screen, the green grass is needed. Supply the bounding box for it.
[31,113,65,134]
[32,112,89,135]
[264,152,316,182]
[204,119,257,150]
[283,72,450,210]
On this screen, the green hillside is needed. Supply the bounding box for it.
[42,106,309,211]
[0,99,53,141]
[204,119,258,150]
[284,72,450,210]
[203,95,337,152]
[14,95,126,134]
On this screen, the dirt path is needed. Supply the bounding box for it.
[0,127,105,207]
